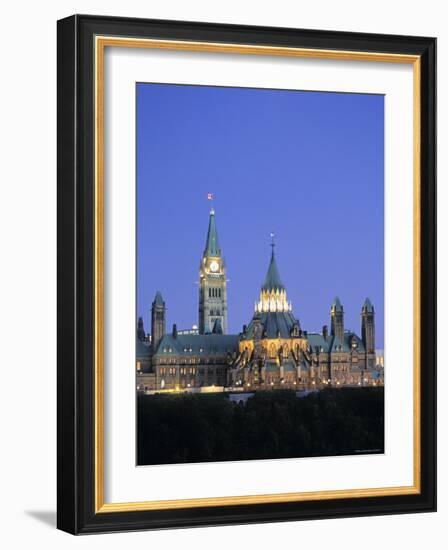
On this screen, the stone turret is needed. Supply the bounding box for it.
[330,297,344,342]
[151,291,166,353]
[362,298,376,356]
[137,316,146,341]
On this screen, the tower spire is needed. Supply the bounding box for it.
[262,234,285,292]
[204,206,221,257]
[255,237,291,313]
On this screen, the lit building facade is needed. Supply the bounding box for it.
[137,209,383,393]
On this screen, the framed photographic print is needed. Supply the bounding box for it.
[57,15,436,534]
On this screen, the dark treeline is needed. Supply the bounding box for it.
[137,388,384,465]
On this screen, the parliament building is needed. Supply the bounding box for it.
[137,209,383,393]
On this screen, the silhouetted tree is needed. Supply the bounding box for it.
[137,388,384,465]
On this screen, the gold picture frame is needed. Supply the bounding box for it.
[58,15,436,534]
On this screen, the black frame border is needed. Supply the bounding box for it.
[57,14,436,534]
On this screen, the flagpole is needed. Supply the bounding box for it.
[207,192,214,213]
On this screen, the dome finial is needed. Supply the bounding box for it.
[270,232,275,256]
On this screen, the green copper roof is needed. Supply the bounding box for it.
[153,291,164,306]
[332,296,343,312]
[245,311,297,339]
[136,338,152,358]
[204,209,221,257]
[363,297,374,312]
[306,331,365,354]
[155,333,239,356]
[261,248,285,291]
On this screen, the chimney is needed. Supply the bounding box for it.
[322,325,328,340]
[172,323,178,339]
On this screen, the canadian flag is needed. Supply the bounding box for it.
[207,193,214,200]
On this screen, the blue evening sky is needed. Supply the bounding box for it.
[136,83,384,347]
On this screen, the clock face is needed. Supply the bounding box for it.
[209,261,219,273]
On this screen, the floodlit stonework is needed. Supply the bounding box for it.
[137,209,383,393]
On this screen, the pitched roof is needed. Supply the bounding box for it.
[306,331,365,353]
[204,209,221,257]
[261,248,285,291]
[154,333,239,356]
[329,334,349,353]
[136,339,152,358]
[363,297,374,312]
[153,291,164,306]
[332,296,343,312]
[307,332,333,353]
[245,311,298,339]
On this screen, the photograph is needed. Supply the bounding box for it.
[135,83,385,466]
[54,12,436,535]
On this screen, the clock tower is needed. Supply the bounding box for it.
[198,208,228,334]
